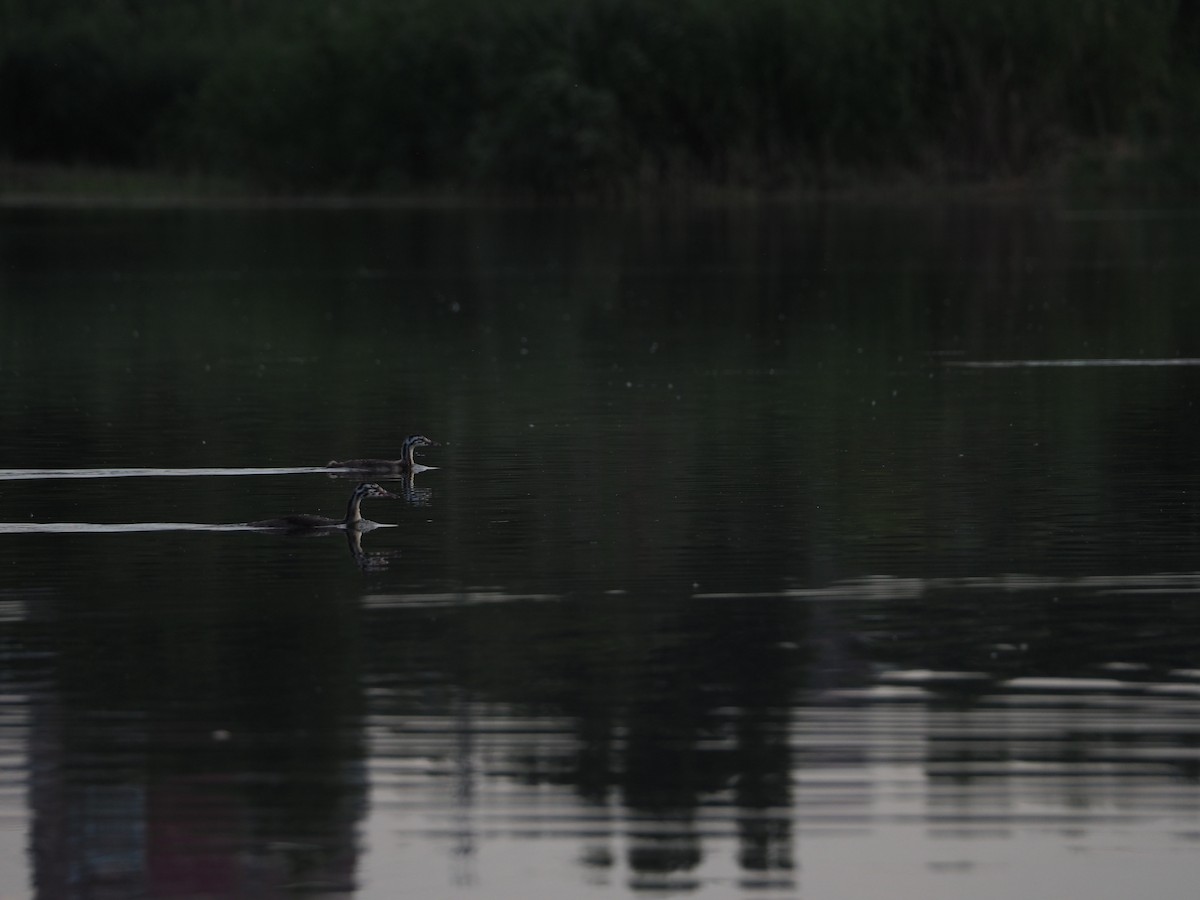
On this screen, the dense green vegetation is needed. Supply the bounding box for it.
[1,0,1198,194]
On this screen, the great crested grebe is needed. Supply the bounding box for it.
[327,434,440,472]
[246,482,400,531]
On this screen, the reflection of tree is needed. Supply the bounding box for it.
[8,556,369,897]
[365,590,810,888]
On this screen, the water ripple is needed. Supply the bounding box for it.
[0,466,330,481]
[949,358,1200,368]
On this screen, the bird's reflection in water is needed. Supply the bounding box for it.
[344,528,402,571]
[327,470,432,507]
[247,520,400,570]
[387,471,432,507]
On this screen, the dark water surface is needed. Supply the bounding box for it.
[2,203,1200,898]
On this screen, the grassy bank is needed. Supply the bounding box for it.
[2,0,1197,197]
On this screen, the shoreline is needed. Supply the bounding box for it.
[0,155,1192,211]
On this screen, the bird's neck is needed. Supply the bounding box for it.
[345,491,366,524]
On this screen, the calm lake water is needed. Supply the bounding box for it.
[2,201,1200,898]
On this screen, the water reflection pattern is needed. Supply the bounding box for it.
[3,204,1200,898]
[9,574,1200,897]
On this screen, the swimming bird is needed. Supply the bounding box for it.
[327,434,440,472]
[246,482,400,531]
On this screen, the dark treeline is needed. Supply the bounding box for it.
[1,0,1198,194]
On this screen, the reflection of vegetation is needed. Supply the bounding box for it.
[6,204,1200,888]
[363,591,807,879]
[9,550,369,893]
[1,0,1198,192]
